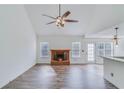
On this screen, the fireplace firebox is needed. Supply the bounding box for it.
[51,49,70,65]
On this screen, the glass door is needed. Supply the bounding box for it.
[95,42,113,64]
[87,43,95,63]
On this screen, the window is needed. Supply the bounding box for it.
[40,42,49,57]
[88,44,95,61]
[105,43,113,56]
[72,42,81,58]
[95,43,105,56]
[95,42,113,57]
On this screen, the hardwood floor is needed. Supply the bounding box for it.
[2,64,117,89]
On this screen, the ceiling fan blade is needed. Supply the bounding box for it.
[64,19,78,22]
[42,14,56,19]
[46,21,56,25]
[62,11,71,18]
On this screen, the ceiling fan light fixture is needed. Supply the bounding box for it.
[42,4,78,28]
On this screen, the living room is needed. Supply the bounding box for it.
[1,4,124,89]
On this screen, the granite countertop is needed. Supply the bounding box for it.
[102,56,124,63]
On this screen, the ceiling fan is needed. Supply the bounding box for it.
[42,4,78,27]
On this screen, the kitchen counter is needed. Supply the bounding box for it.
[103,56,124,88]
[102,56,124,63]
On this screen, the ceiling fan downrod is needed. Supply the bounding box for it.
[59,4,61,17]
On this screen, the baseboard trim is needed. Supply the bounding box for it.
[36,63,50,65]
[36,63,103,65]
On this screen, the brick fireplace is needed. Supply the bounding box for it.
[51,49,70,65]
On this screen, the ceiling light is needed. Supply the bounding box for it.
[113,27,119,47]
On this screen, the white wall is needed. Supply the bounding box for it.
[36,35,111,64]
[37,35,85,64]
[0,5,36,88]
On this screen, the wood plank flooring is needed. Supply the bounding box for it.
[2,64,117,89]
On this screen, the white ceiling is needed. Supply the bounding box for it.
[86,22,124,38]
[24,4,124,36]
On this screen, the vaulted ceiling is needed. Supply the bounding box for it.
[24,4,124,36]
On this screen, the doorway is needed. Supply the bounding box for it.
[87,43,95,63]
[87,42,113,64]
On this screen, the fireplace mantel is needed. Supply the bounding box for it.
[51,49,70,65]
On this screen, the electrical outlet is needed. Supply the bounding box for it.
[110,73,114,77]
